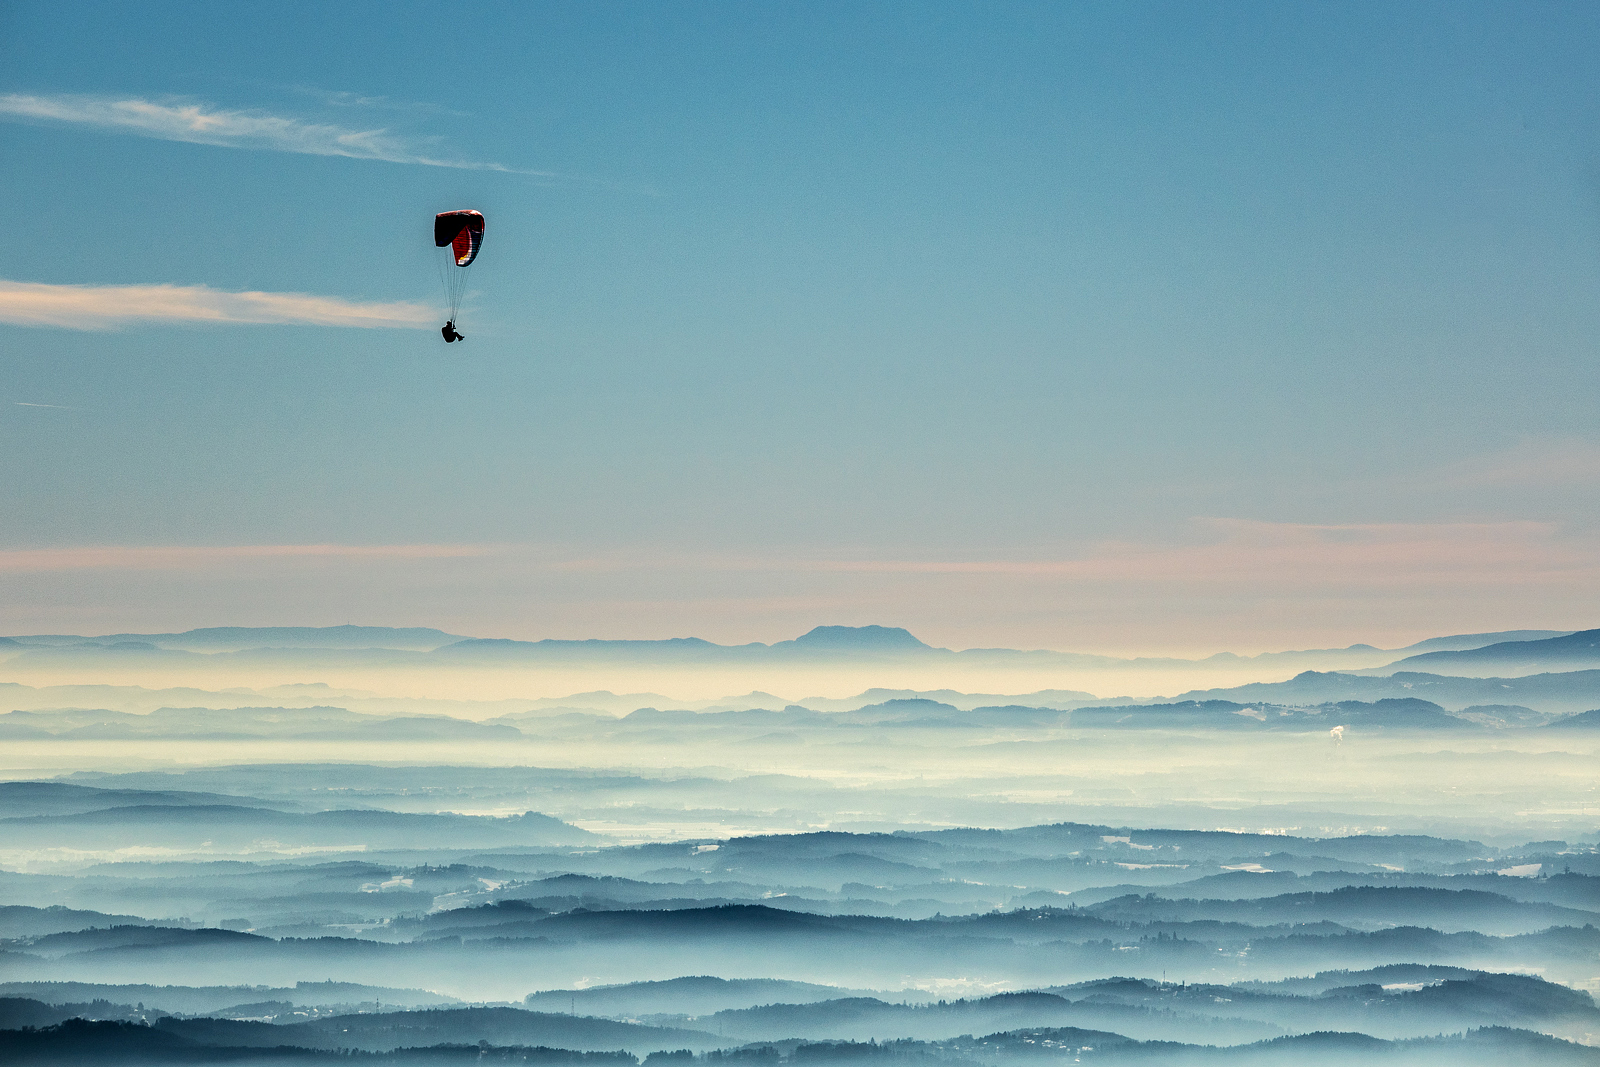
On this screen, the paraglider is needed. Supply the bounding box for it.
[434,209,483,340]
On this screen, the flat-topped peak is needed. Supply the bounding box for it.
[792,625,930,650]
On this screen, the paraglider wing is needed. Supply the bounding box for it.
[434,210,484,267]
[433,209,484,329]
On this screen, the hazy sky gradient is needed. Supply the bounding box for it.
[2,1,1597,650]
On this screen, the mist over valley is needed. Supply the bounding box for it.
[1,624,1597,1064]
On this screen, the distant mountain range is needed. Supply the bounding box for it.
[0,781,597,854]
[1,686,1594,742]
[1169,668,1600,715]
[0,705,523,742]
[1,691,1592,741]
[1369,628,1600,677]
[524,976,890,1017]
[6,625,467,652]
[9,622,1600,1067]
[6,1014,1596,1065]
[0,624,1582,672]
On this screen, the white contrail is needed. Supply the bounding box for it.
[0,279,435,331]
[0,92,532,171]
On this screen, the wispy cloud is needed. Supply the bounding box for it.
[287,85,468,117]
[0,544,488,573]
[0,279,435,331]
[14,401,74,409]
[792,519,1593,587]
[547,518,1600,591]
[547,518,1600,604]
[1445,438,1600,489]
[0,92,531,171]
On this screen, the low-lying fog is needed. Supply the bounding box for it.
[3,626,1598,1064]
[0,726,1596,849]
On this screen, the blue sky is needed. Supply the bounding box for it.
[2,1,1598,650]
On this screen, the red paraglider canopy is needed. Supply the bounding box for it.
[434,210,484,267]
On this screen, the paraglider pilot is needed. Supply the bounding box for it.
[434,210,484,342]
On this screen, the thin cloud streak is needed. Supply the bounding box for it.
[0,93,536,172]
[809,520,1590,586]
[32,521,1575,594]
[1447,438,1600,488]
[14,402,74,409]
[287,84,469,117]
[0,280,435,330]
[0,544,489,573]
[551,520,1600,589]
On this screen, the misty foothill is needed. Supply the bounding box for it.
[1,624,1598,1065]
